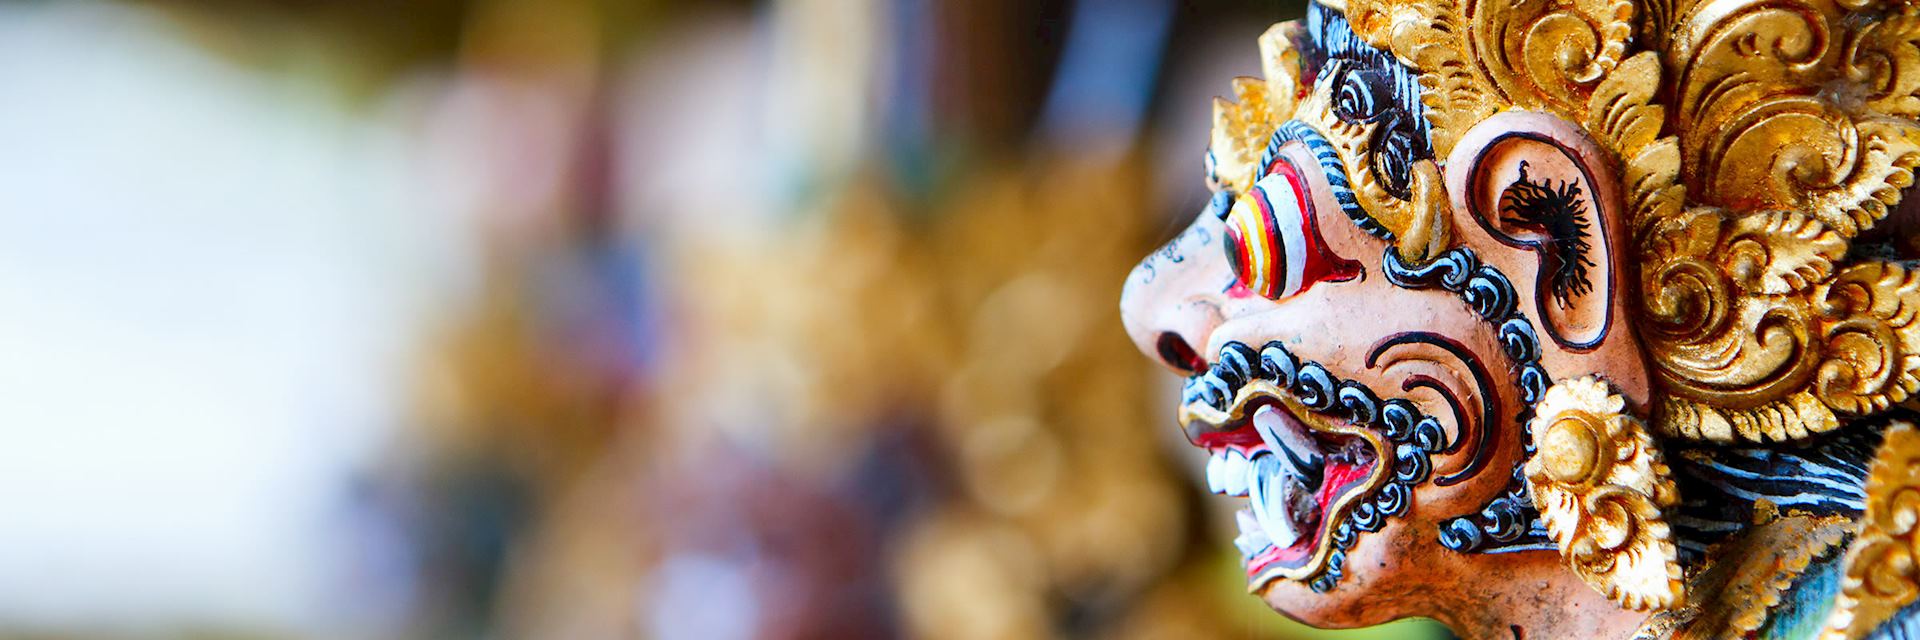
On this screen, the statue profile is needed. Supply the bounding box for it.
[1118,0,1920,636]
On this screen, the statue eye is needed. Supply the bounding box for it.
[1221,157,1356,299]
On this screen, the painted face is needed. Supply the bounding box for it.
[1119,3,1653,626]
[1126,0,1920,632]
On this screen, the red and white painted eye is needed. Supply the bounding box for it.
[1221,157,1359,300]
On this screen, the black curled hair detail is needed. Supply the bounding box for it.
[1382,247,1558,554]
[1300,3,1434,202]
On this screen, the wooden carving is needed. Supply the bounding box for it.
[1116,0,1920,636]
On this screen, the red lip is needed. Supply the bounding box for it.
[1185,380,1390,589]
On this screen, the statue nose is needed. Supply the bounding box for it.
[1120,212,1229,375]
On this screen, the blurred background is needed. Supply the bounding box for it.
[0,0,1450,638]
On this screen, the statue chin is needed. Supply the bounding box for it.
[1258,583,1366,629]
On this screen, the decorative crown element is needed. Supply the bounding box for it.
[1215,0,1920,444]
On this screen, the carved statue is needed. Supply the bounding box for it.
[1117,0,1920,636]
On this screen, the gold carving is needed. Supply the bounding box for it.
[1638,514,1852,638]
[1822,421,1920,639]
[1665,0,1920,237]
[1209,76,1282,196]
[1583,52,1683,229]
[1209,22,1306,196]
[1811,263,1920,414]
[1525,377,1686,611]
[1201,0,1920,445]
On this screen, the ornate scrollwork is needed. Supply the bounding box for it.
[1665,0,1920,237]
[1637,208,1843,441]
[1822,422,1920,639]
[1584,52,1683,229]
[1525,377,1685,610]
[1811,263,1920,414]
[1634,206,1920,441]
[1470,0,1635,113]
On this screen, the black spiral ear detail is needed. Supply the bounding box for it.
[1412,416,1448,452]
[1380,399,1419,441]
[1478,491,1534,543]
[1438,518,1485,552]
[1350,502,1384,532]
[1464,266,1518,321]
[1198,371,1232,411]
[1518,365,1550,406]
[1218,342,1257,387]
[1498,318,1540,362]
[1382,245,1474,289]
[1332,521,1357,550]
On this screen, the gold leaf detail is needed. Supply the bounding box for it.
[1639,209,1834,442]
[1667,0,1920,237]
[1207,22,1307,196]
[1846,10,1920,119]
[1584,52,1688,231]
[1821,421,1920,639]
[1384,0,1500,157]
[1723,212,1847,295]
[1258,22,1304,118]
[1209,78,1283,195]
[1812,262,1920,414]
[1644,514,1852,638]
[1470,0,1636,115]
[1525,377,1685,611]
[1657,392,1838,442]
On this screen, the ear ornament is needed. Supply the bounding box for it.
[1525,375,1685,611]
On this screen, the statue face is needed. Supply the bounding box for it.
[1126,0,1920,634]
[1119,2,1656,625]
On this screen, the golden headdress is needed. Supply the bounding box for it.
[1214,0,1920,443]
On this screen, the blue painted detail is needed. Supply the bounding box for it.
[1760,548,1847,639]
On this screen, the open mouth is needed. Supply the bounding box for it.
[1180,346,1392,591]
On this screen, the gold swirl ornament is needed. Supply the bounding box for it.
[1822,421,1920,640]
[1525,376,1686,611]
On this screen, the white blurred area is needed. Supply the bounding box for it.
[0,2,480,634]
[0,0,1446,638]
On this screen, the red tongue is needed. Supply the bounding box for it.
[1315,458,1373,512]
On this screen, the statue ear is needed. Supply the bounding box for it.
[1444,112,1625,351]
